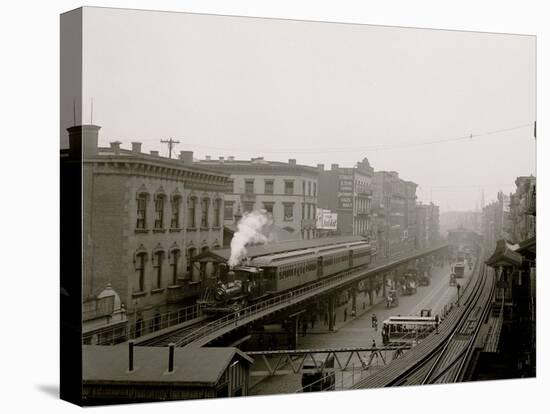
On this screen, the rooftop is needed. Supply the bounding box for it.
[83,345,253,385]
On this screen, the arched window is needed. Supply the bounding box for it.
[136,193,148,229]
[170,249,181,285]
[154,194,165,229]
[171,195,181,228]
[188,197,197,228]
[135,252,147,292]
[153,250,165,289]
[201,198,210,228]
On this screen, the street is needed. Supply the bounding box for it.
[250,261,474,395]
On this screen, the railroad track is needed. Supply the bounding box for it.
[135,318,211,347]
[352,253,495,388]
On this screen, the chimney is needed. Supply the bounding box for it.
[289,159,297,166]
[205,155,211,160]
[179,150,194,165]
[67,124,101,158]
[227,156,235,161]
[131,142,142,154]
[317,163,324,171]
[168,343,175,373]
[331,163,339,171]
[128,340,135,372]
[150,150,159,157]
[110,141,121,155]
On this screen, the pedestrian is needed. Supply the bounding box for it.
[351,308,356,318]
[371,339,376,349]
[344,308,347,322]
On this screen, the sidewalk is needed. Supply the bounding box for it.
[302,290,386,335]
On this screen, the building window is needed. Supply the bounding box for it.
[135,252,147,292]
[313,182,317,197]
[308,182,312,196]
[171,196,181,228]
[302,181,306,195]
[285,180,294,195]
[214,199,222,227]
[244,201,255,213]
[188,197,197,228]
[245,179,254,194]
[154,195,165,229]
[301,203,305,220]
[224,201,234,220]
[263,203,274,216]
[264,180,274,194]
[284,203,294,221]
[170,249,180,285]
[136,194,148,229]
[201,198,210,228]
[153,251,164,289]
[307,204,311,219]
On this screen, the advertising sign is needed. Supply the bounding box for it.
[338,196,353,210]
[316,208,338,230]
[322,213,338,230]
[339,178,353,193]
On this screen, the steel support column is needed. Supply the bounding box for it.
[328,295,335,332]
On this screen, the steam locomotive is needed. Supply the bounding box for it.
[205,238,374,314]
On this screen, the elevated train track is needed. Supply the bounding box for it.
[140,243,448,347]
[351,252,495,388]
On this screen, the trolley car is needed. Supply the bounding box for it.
[381,315,438,346]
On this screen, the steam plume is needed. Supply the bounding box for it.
[229,210,273,267]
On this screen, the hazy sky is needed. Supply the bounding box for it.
[63,7,536,211]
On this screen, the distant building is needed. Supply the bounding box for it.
[62,125,230,342]
[439,211,482,235]
[317,158,373,238]
[197,157,319,240]
[371,171,419,257]
[482,191,512,249]
[415,202,440,250]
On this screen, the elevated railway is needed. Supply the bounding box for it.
[351,252,495,388]
[140,243,448,347]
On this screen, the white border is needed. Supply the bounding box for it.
[1,1,545,413]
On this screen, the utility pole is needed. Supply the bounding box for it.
[161,138,180,159]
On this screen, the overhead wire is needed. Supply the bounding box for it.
[181,122,534,155]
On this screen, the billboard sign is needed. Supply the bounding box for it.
[316,208,338,230]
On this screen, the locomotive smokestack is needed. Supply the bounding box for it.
[227,270,236,283]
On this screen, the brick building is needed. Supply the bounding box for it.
[317,158,373,238]
[197,157,319,240]
[65,125,230,340]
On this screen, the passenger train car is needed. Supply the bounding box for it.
[208,239,373,313]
